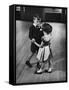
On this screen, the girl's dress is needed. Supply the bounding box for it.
[37,34,51,62]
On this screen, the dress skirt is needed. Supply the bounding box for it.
[37,45,50,62]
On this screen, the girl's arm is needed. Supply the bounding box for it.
[34,41,41,47]
[40,41,44,48]
[34,41,44,48]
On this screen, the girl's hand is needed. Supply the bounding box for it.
[40,41,44,48]
[39,44,43,48]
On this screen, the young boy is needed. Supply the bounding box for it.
[35,23,53,74]
[25,15,43,67]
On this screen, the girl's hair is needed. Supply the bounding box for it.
[42,23,52,34]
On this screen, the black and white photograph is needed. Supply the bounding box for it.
[9,4,67,85]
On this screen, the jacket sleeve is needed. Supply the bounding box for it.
[29,26,33,40]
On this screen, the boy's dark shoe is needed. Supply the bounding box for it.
[25,61,32,68]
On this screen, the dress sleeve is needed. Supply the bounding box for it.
[44,34,51,41]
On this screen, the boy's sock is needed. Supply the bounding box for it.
[37,62,41,69]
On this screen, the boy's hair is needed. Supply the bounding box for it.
[42,23,52,34]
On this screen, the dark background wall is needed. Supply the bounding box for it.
[16,6,67,23]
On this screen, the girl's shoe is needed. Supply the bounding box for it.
[48,67,52,73]
[34,68,43,74]
[44,68,52,73]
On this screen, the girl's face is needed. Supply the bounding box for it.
[43,31,47,36]
[37,21,41,27]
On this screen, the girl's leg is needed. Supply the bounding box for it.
[35,62,45,73]
[36,48,44,71]
[43,55,52,73]
[48,56,52,72]
[40,62,45,71]
[36,61,41,69]
[47,48,53,72]
[35,50,45,74]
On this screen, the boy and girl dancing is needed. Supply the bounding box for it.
[26,15,53,74]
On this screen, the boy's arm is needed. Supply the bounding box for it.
[29,26,36,43]
[29,27,33,40]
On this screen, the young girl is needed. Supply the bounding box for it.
[35,23,53,74]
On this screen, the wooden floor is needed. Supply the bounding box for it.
[16,21,66,84]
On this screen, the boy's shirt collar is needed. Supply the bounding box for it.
[33,23,43,31]
[33,23,37,27]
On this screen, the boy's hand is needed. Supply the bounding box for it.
[31,38,35,43]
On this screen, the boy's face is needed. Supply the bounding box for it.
[33,17,41,26]
[33,18,38,25]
